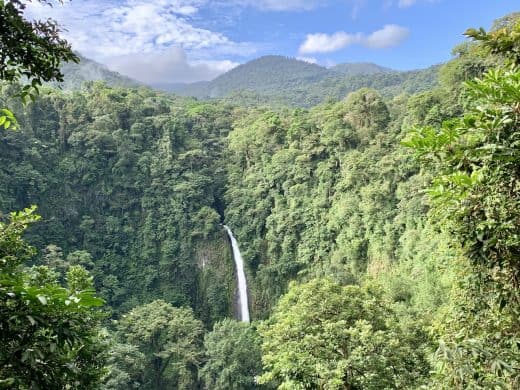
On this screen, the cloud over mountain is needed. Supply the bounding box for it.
[25,0,251,83]
[299,24,410,54]
[109,47,238,84]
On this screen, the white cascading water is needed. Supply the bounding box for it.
[223,225,250,322]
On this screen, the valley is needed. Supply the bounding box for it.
[1,2,519,389]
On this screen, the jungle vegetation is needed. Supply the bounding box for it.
[1,2,519,388]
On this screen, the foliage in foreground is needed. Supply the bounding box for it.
[0,207,105,389]
[404,19,520,388]
[0,0,78,101]
[258,279,430,389]
[1,8,520,389]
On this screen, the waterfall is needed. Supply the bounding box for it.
[223,225,250,322]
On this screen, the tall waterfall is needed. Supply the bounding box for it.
[223,225,250,322]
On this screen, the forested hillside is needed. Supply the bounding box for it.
[329,62,392,75]
[167,55,440,107]
[1,2,519,389]
[0,83,235,322]
[58,54,439,108]
[55,55,141,90]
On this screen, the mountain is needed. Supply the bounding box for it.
[160,56,329,98]
[168,55,440,107]
[55,54,439,107]
[329,62,392,76]
[201,56,330,96]
[54,54,141,89]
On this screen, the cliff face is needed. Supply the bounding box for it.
[194,232,235,327]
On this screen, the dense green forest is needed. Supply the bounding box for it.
[1,1,519,388]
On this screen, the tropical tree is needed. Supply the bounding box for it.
[0,207,106,389]
[199,319,263,390]
[403,18,520,388]
[258,279,430,389]
[103,341,146,389]
[117,300,204,389]
[0,0,78,94]
[1,0,78,128]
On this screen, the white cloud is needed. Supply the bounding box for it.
[108,47,238,84]
[364,24,410,48]
[323,59,337,68]
[299,24,409,54]
[24,0,252,82]
[26,1,235,58]
[299,32,363,54]
[296,56,319,64]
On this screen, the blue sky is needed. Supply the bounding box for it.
[26,0,519,84]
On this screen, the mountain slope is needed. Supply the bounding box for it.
[54,55,141,89]
[171,56,330,99]
[329,62,392,76]
[169,55,440,107]
[208,56,329,93]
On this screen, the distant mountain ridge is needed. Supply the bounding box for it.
[163,55,440,107]
[329,62,393,76]
[58,54,440,107]
[162,56,330,98]
[56,55,141,89]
